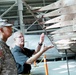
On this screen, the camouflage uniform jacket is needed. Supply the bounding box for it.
[0,39,18,75]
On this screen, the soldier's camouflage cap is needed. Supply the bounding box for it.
[0,18,13,28]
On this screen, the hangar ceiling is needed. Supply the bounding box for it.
[0,0,57,34]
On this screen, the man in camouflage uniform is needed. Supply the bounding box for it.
[0,18,18,75]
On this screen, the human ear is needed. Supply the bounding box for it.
[0,28,3,38]
[0,28,3,32]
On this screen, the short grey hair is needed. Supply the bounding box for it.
[13,30,23,39]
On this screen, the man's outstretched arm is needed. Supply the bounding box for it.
[26,45,54,64]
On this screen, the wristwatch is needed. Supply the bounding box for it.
[38,43,43,46]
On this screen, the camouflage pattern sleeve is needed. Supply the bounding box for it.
[0,49,4,72]
[0,40,18,75]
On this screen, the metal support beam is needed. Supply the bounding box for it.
[17,0,25,35]
[0,2,17,17]
[22,0,37,20]
[27,18,41,30]
[25,29,56,34]
[65,50,70,75]
[22,0,57,49]
[43,0,45,6]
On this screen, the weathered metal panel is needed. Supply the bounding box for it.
[51,26,75,34]
[38,0,76,53]
[45,13,76,24]
[38,0,76,11]
[46,20,76,29]
[52,32,76,41]
[44,5,76,17]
